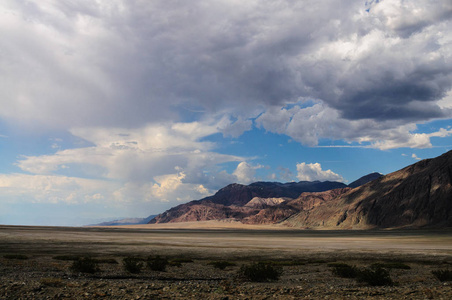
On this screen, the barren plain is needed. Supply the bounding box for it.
[1,223,452,299]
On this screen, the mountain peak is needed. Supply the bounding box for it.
[348,172,383,188]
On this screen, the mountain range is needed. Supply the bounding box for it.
[91,215,156,226]
[149,150,452,229]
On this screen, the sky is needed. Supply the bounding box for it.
[1,0,452,226]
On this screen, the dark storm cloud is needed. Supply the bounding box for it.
[1,0,451,131]
[337,78,451,121]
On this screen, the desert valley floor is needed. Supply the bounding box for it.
[1,223,452,299]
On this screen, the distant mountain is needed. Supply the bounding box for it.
[148,151,452,229]
[204,181,347,206]
[348,172,383,188]
[93,215,156,226]
[149,181,346,224]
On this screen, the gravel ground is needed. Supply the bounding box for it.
[2,254,452,299]
[1,225,451,299]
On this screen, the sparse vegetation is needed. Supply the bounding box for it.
[370,262,411,269]
[327,262,348,267]
[330,263,359,278]
[260,260,306,266]
[53,255,80,261]
[147,255,169,271]
[357,266,393,286]
[169,257,194,267]
[432,269,452,282]
[53,255,117,264]
[306,259,328,264]
[3,254,28,260]
[329,263,393,286]
[171,257,194,264]
[70,257,100,274]
[208,261,236,270]
[2,225,452,298]
[123,257,144,274]
[95,258,118,264]
[239,262,282,282]
[40,277,64,287]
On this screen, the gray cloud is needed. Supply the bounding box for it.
[1,0,451,142]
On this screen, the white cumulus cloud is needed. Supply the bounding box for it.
[233,162,263,185]
[412,154,421,161]
[12,120,250,211]
[296,162,343,182]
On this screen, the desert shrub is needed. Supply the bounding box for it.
[327,262,349,268]
[95,258,118,264]
[123,257,144,274]
[306,259,328,264]
[3,254,28,260]
[40,277,64,287]
[260,260,305,266]
[239,262,282,282]
[370,262,411,270]
[53,255,80,261]
[168,257,193,267]
[330,263,359,278]
[54,255,117,264]
[432,269,452,282]
[357,266,393,286]
[171,257,193,264]
[147,255,169,271]
[208,261,236,270]
[70,257,99,274]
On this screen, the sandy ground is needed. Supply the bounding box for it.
[0,223,451,257]
[1,224,452,299]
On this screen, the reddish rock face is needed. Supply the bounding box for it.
[149,181,348,224]
[150,150,452,229]
[286,188,351,211]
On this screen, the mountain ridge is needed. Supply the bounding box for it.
[149,173,380,225]
[149,150,452,228]
[283,150,452,229]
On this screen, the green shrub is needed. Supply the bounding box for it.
[123,257,144,274]
[331,264,359,278]
[70,257,99,274]
[357,266,393,286]
[3,254,28,260]
[147,256,169,271]
[208,261,236,270]
[239,262,282,282]
[432,269,452,282]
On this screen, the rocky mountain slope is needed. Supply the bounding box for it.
[149,176,375,225]
[150,150,452,229]
[149,181,347,224]
[283,150,452,229]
